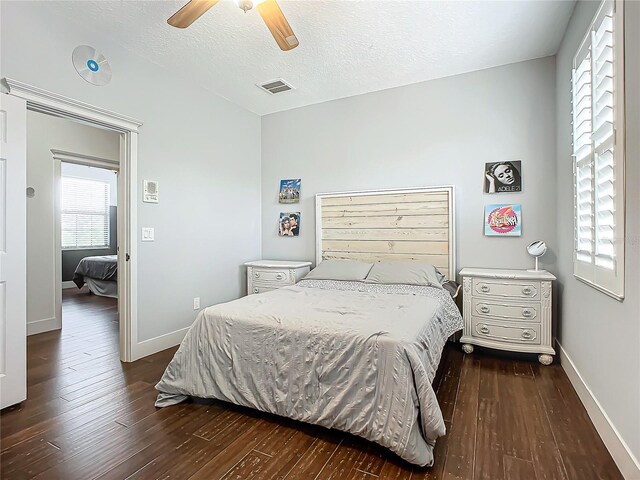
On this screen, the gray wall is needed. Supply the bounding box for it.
[1,1,262,342]
[62,206,118,282]
[261,57,558,272]
[555,0,640,465]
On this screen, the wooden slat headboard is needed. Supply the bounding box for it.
[315,186,456,280]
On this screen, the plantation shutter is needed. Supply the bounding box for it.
[571,0,624,299]
[61,176,110,249]
[591,9,615,269]
[573,51,593,264]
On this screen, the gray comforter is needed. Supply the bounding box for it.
[73,255,117,289]
[155,279,463,466]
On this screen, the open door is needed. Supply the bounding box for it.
[0,93,27,409]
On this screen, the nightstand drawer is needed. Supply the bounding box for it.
[250,285,278,294]
[472,299,540,322]
[251,268,291,285]
[471,318,541,345]
[472,278,540,300]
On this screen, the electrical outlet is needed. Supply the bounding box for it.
[193,297,200,310]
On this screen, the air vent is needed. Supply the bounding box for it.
[257,79,294,95]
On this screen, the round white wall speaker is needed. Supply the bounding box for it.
[72,45,112,86]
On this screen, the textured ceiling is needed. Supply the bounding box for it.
[32,1,574,115]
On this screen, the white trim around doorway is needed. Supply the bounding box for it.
[3,77,141,362]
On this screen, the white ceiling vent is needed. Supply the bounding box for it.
[257,79,294,95]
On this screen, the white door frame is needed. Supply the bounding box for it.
[2,77,142,362]
[51,149,120,335]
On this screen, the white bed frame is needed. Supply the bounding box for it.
[315,186,456,280]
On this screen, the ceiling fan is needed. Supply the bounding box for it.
[167,0,299,51]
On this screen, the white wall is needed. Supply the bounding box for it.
[261,57,557,273]
[1,1,262,344]
[26,111,119,333]
[555,0,640,475]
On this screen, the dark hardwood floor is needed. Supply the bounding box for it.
[1,288,622,479]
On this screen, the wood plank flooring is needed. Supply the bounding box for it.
[1,287,622,479]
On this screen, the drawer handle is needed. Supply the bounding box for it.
[276,274,283,280]
[522,287,533,296]
[253,287,259,293]
[521,330,533,340]
[480,325,490,334]
[254,272,260,278]
[522,308,533,318]
[480,285,490,293]
[480,306,490,314]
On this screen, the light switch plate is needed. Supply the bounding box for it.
[142,227,154,242]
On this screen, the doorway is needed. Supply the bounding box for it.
[1,80,141,409]
[57,159,120,355]
[26,111,121,346]
[3,77,141,361]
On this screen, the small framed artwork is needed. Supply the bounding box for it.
[279,212,300,237]
[485,204,522,237]
[484,161,522,193]
[279,179,301,203]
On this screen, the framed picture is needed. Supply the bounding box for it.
[279,212,300,237]
[484,161,522,193]
[484,204,522,236]
[279,179,301,203]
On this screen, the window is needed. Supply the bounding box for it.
[572,0,625,299]
[61,176,110,249]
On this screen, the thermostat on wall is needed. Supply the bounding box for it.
[143,180,159,203]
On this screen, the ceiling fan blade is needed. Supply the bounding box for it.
[167,0,219,28]
[257,0,299,51]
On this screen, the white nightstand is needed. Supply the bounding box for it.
[244,260,312,295]
[459,268,556,365]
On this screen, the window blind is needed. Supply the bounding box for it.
[571,0,624,299]
[61,176,110,249]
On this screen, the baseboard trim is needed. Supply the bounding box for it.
[133,327,189,360]
[558,342,640,479]
[62,281,76,290]
[27,317,60,336]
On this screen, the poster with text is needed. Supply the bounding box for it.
[484,204,522,236]
[484,161,522,193]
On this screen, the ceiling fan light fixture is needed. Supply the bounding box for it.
[168,0,299,51]
[236,0,266,12]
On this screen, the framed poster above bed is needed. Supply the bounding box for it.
[315,186,456,280]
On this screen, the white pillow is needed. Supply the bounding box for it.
[364,261,444,289]
[304,260,374,281]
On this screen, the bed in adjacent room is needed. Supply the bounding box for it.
[72,254,118,298]
[155,186,461,467]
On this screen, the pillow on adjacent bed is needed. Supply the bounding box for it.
[364,261,444,289]
[303,259,374,281]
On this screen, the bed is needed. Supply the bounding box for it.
[72,254,118,298]
[155,186,462,467]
